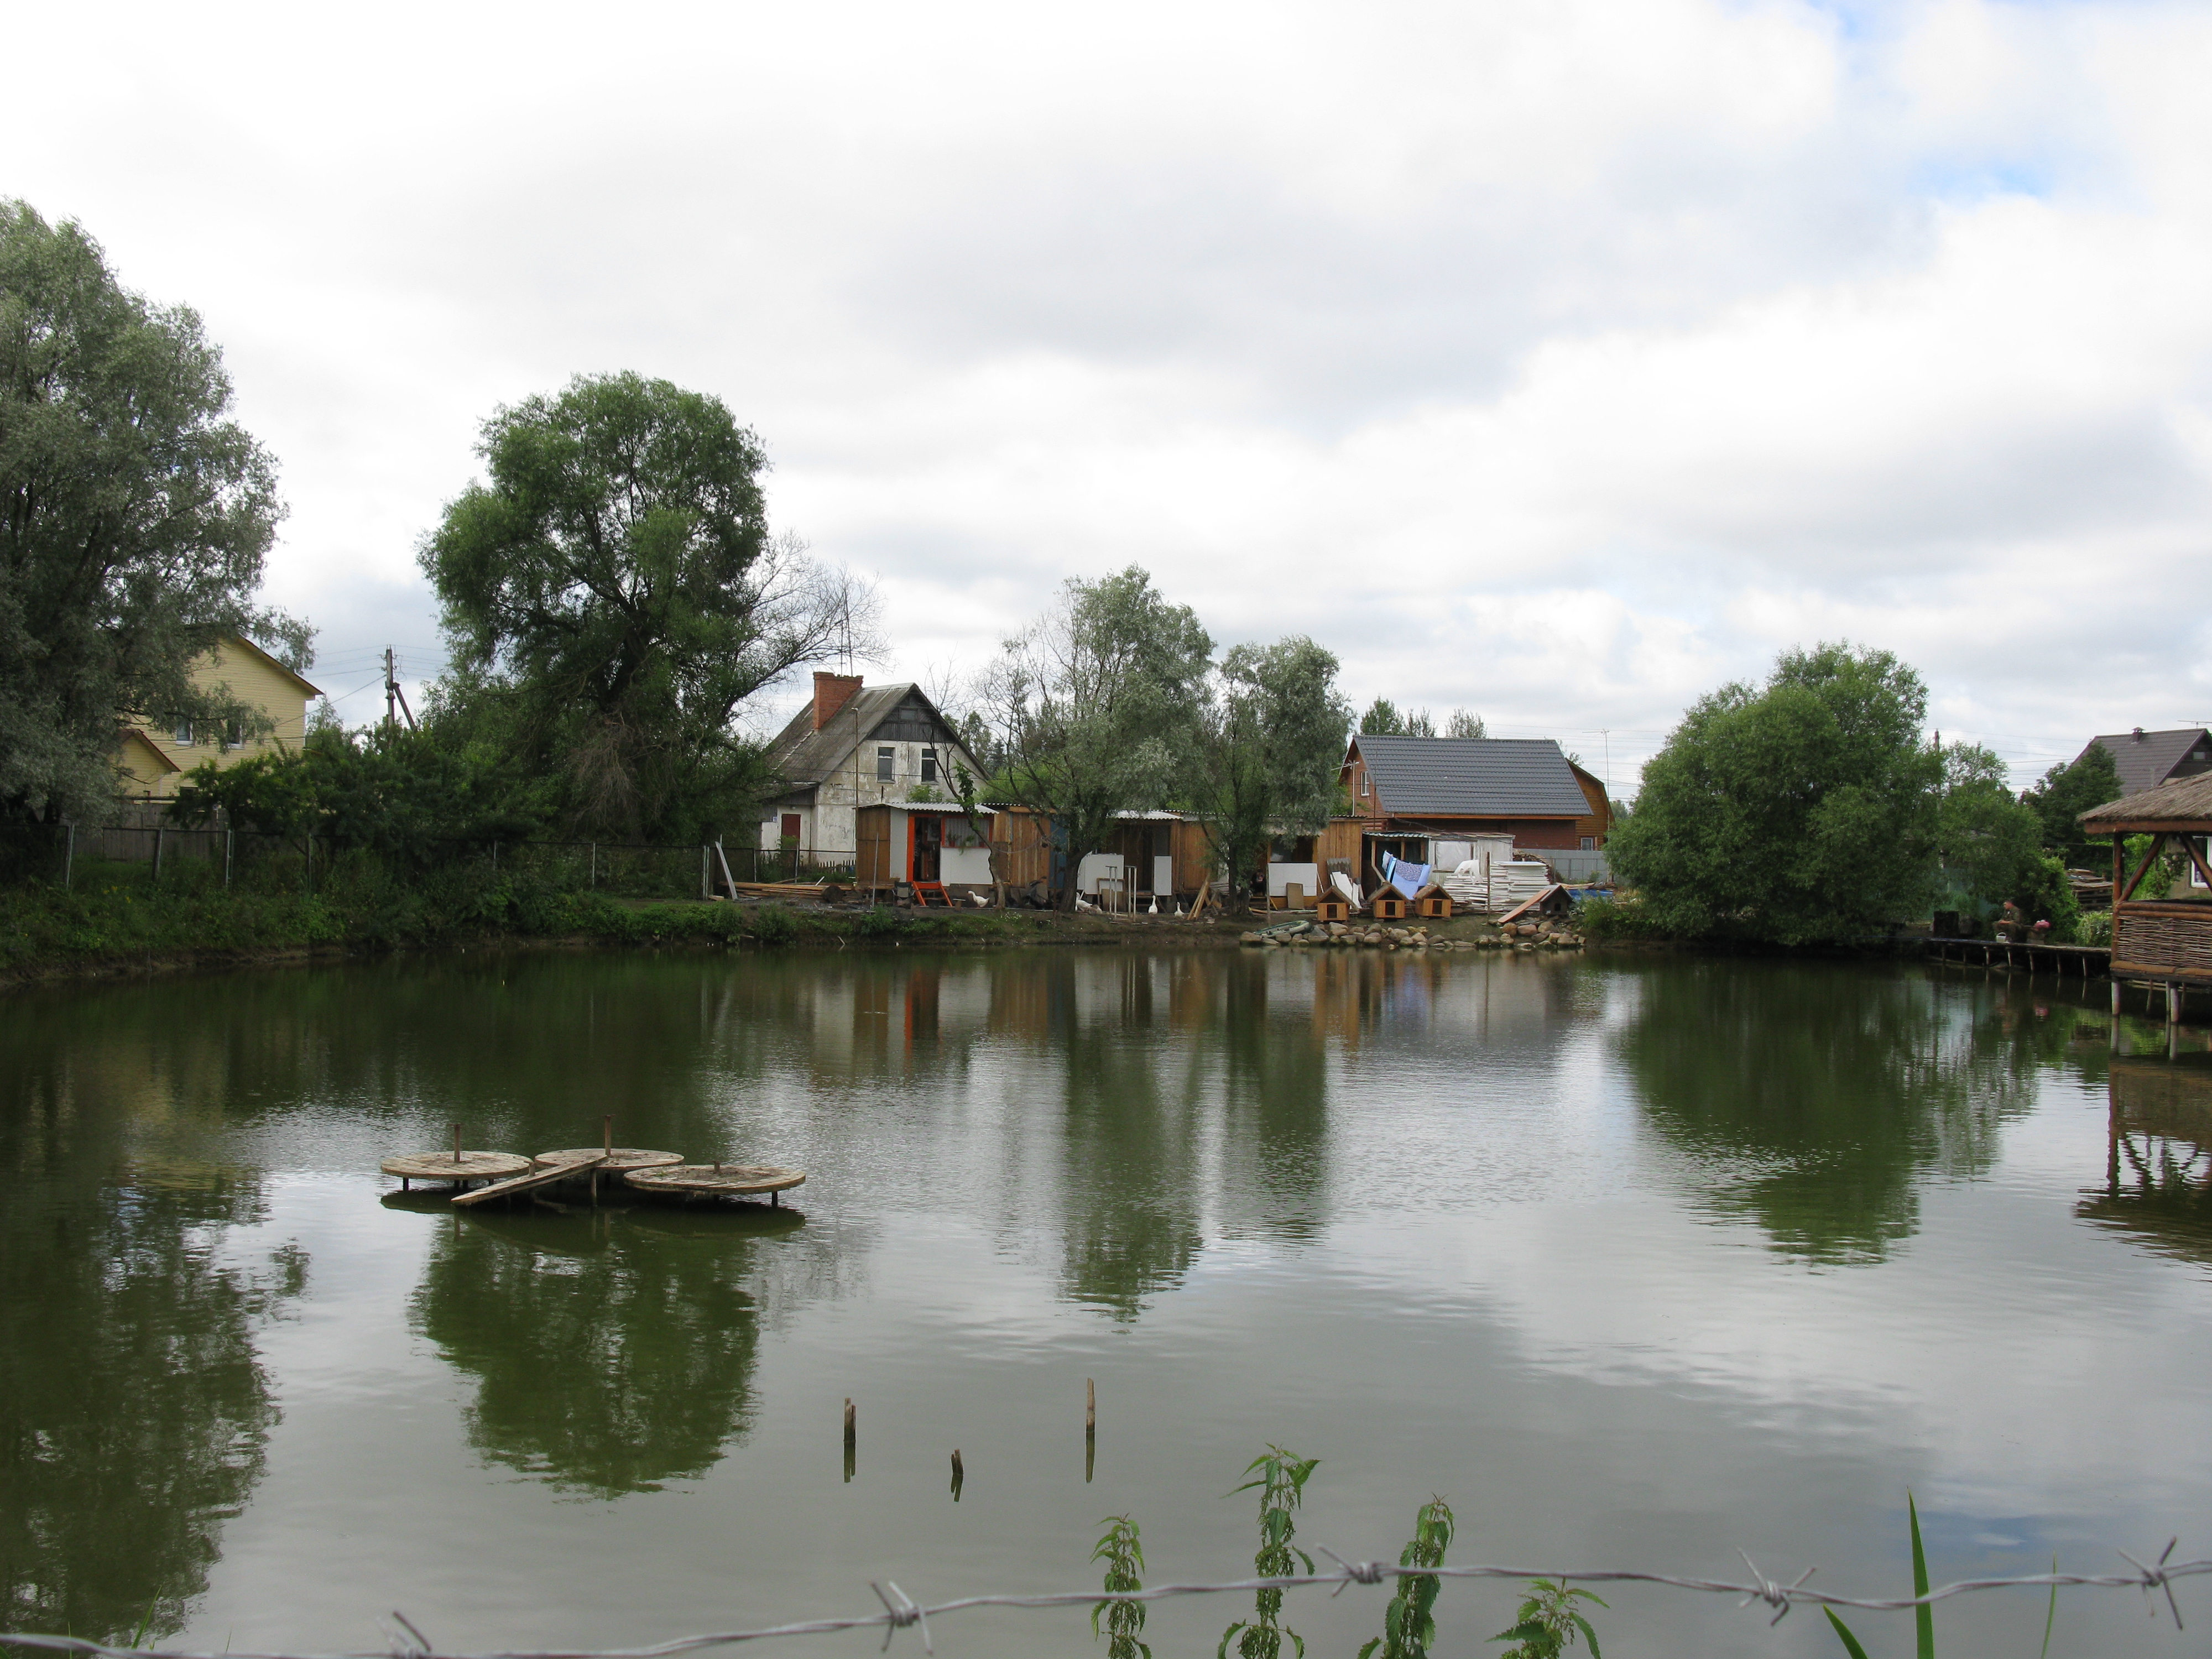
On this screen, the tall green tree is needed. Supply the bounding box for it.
[1931,740,2080,931]
[2022,742,2122,868]
[982,566,1212,907]
[421,372,870,841]
[1358,697,1438,738]
[0,201,306,823]
[1606,643,1943,943]
[1193,637,1352,912]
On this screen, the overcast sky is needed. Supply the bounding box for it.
[9,0,2211,794]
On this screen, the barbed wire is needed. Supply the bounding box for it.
[2,1540,2199,1659]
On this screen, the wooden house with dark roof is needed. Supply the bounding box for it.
[2080,774,2212,1011]
[1336,735,1609,885]
[759,674,983,876]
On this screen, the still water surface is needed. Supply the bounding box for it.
[4,949,2210,1657]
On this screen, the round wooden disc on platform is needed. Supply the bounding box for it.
[380,1151,530,1182]
[623,1164,806,1198]
[534,1147,685,1172]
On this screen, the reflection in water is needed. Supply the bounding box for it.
[1045,956,1336,1317]
[0,993,305,1644]
[2078,1060,2212,1266]
[407,1202,812,1495]
[15,943,2180,1651]
[0,1166,300,1641]
[1619,964,2047,1261]
[1052,957,1208,1319]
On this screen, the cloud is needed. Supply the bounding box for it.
[7,0,2209,790]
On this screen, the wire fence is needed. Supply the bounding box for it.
[1,1542,2200,1658]
[0,822,860,902]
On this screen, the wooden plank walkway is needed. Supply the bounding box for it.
[453,1154,608,1208]
[1923,936,2111,976]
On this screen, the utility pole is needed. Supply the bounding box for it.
[384,648,419,733]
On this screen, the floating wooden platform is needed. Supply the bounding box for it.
[624,1164,806,1202]
[380,1151,530,1188]
[453,1154,607,1207]
[534,1147,684,1172]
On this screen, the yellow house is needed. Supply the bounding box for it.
[117,635,324,799]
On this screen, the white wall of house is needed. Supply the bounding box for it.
[760,735,981,861]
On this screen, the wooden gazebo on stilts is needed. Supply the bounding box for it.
[2080,775,2212,1037]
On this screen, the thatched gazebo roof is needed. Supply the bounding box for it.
[2080,774,2212,836]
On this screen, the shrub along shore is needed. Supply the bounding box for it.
[0,858,1275,989]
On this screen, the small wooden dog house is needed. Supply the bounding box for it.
[1413,884,1453,920]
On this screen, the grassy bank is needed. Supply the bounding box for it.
[0,853,1256,988]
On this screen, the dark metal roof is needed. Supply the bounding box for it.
[2081,728,2212,797]
[764,683,969,787]
[1353,736,1592,818]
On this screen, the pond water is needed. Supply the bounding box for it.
[4,948,2210,1658]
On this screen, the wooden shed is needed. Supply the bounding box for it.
[2081,775,2212,1005]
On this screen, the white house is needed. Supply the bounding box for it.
[759,674,985,869]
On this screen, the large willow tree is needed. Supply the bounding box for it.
[1608,642,1943,943]
[421,372,870,841]
[0,201,306,823]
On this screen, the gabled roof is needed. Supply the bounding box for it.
[212,633,324,698]
[2082,728,2212,797]
[119,727,182,774]
[765,682,969,786]
[1351,735,1592,818]
[2079,771,2212,834]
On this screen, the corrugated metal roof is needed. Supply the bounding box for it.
[2082,728,2212,797]
[1354,736,1592,818]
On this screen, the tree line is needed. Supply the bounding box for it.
[1606,643,2127,945]
[1,200,2145,938]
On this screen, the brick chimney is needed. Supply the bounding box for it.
[812,671,863,731]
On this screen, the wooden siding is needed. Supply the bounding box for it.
[122,635,322,798]
[2112,902,2212,984]
[856,805,895,888]
[1568,761,1613,847]
[1318,817,1364,872]
[1171,821,1214,895]
[988,807,1054,889]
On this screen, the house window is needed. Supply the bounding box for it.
[2196,836,2210,889]
[223,722,243,752]
[876,747,895,781]
[1359,772,1370,796]
[1580,837,1596,851]
[921,745,938,782]
[173,717,195,745]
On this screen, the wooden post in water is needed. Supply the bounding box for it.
[452,1122,462,1167]
[950,1449,964,1500]
[1086,1377,1096,1483]
[843,1397,856,1483]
